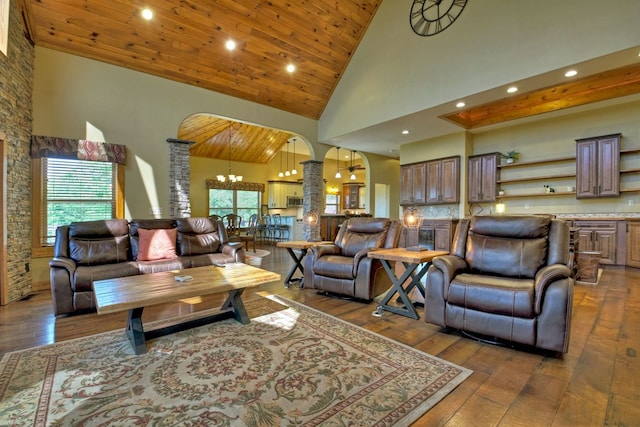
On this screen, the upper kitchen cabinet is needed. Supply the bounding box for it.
[343,183,364,210]
[576,134,620,198]
[400,163,426,205]
[425,156,460,205]
[468,153,500,203]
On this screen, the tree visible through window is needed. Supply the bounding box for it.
[209,189,260,225]
[42,158,117,245]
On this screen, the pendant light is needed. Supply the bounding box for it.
[217,121,243,182]
[350,150,357,180]
[285,141,291,176]
[291,139,297,175]
[278,147,284,177]
[335,147,342,179]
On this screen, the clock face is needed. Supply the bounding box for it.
[410,0,468,36]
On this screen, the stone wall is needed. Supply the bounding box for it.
[167,138,194,218]
[0,1,35,302]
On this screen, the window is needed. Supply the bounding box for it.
[33,158,124,251]
[209,189,260,225]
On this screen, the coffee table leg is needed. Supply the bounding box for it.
[220,288,250,324]
[126,307,147,355]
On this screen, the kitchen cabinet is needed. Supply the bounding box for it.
[627,220,640,268]
[400,163,426,205]
[343,183,363,210]
[267,181,302,208]
[576,133,620,198]
[574,220,618,265]
[425,156,460,204]
[468,153,499,202]
[320,215,346,241]
[401,219,458,252]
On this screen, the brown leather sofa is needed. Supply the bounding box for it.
[303,217,402,300]
[49,217,245,316]
[424,215,574,354]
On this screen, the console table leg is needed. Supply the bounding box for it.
[126,307,147,355]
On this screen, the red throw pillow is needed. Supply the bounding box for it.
[137,228,178,261]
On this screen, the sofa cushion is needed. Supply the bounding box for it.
[137,258,187,274]
[177,233,221,256]
[70,236,130,266]
[447,273,535,318]
[137,228,178,261]
[73,262,140,292]
[129,219,177,260]
[313,255,355,279]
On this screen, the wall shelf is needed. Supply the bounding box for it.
[498,191,576,199]
[497,173,575,184]
[497,156,575,169]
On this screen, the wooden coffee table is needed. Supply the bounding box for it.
[93,263,281,354]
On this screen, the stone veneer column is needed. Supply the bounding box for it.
[302,160,324,241]
[167,138,195,218]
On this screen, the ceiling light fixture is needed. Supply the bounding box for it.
[350,150,357,180]
[216,122,242,183]
[225,39,236,51]
[141,8,153,20]
[278,143,284,177]
[286,64,295,73]
[285,141,291,176]
[565,69,577,77]
[507,86,518,94]
[291,139,297,175]
[456,101,466,108]
[335,147,342,179]
[402,129,410,135]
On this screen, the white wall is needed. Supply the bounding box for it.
[320,0,640,141]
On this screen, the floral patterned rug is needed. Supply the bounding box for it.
[0,295,471,426]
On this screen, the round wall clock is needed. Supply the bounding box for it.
[410,0,468,37]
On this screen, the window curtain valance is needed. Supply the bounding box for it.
[206,179,265,192]
[30,135,127,164]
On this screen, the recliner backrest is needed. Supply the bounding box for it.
[176,217,224,255]
[465,215,551,279]
[334,217,397,257]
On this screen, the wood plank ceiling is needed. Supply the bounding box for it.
[23,0,380,163]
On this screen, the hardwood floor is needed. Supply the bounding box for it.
[1,243,639,426]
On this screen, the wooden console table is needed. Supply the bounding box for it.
[368,248,448,319]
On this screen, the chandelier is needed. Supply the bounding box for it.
[217,122,242,183]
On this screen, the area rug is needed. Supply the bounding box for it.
[0,295,471,426]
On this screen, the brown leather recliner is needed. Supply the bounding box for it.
[424,215,574,354]
[303,217,402,300]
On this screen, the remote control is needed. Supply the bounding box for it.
[175,275,193,282]
[213,263,226,268]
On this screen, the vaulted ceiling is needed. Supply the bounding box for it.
[20,1,640,163]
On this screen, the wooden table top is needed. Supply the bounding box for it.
[276,240,333,250]
[367,248,449,264]
[93,263,281,315]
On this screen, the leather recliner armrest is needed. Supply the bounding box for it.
[431,255,468,298]
[534,264,572,314]
[310,244,341,258]
[220,241,244,261]
[49,256,77,276]
[352,247,376,276]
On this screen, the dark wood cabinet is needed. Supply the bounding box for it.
[320,215,346,241]
[400,163,426,205]
[574,220,618,265]
[627,220,640,268]
[401,219,458,252]
[576,134,620,198]
[342,184,362,209]
[425,156,460,205]
[468,153,499,202]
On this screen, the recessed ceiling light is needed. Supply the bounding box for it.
[507,86,518,94]
[402,130,410,135]
[141,8,153,20]
[456,101,466,108]
[225,39,236,51]
[286,64,295,73]
[565,69,578,77]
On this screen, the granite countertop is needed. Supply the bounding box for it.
[554,213,640,220]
